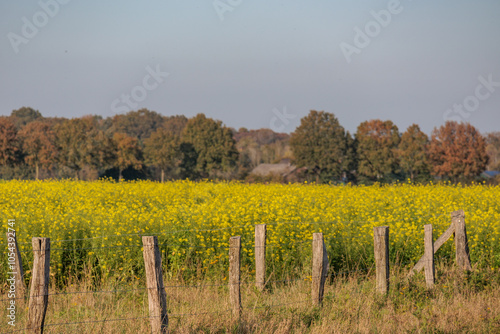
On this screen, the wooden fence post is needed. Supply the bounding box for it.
[142,236,168,334]
[6,229,26,301]
[27,238,50,334]
[311,233,329,306]
[255,224,266,291]
[452,210,472,271]
[424,224,435,288]
[229,236,242,318]
[373,226,389,294]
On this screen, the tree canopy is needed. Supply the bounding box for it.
[396,124,430,182]
[356,119,400,182]
[181,113,238,177]
[18,120,57,180]
[144,127,181,182]
[290,110,353,182]
[428,121,489,182]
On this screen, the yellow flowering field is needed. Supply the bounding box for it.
[1,180,499,284]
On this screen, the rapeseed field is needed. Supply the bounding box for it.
[1,180,499,283]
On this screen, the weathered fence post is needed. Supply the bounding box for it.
[229,236,242,318]
[424,224,435,288]
[6,229,26,301]
[311,233,329,306]
[452,210,472,271]
[27,238,50,334]
[255,224,267,291]
[373,226,389,294]
[142,236,168,334]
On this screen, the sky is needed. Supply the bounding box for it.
[1,0,499,135]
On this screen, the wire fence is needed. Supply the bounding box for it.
[0,213,462,333]
[2,295,319,334]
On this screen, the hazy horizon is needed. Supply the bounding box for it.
[1,0,499,135]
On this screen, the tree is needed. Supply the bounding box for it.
[144,127,181,182]
[112,132,142,181]
[110,109,165,142]
[290,110,353,182]
[55,116,113,179]
[356,120,400,182]
[396,124,430,182]
[84,117,115,173]
[0,117,19,166]
[486,132,500,171]
[428,121,489,182]
[18,121,57,180]
[181,114,238,178]
[162,115,188,137]
[10,107,42,129]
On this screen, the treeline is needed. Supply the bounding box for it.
[0,107,499,184]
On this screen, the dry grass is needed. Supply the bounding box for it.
[2,263,500,333]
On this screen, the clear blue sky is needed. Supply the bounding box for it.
[1,0,499,135]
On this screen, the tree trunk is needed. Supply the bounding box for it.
[161,169,165,183]
[35,162,39,180]
[119,168,123,181]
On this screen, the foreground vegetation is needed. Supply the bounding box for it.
[1,180,500,332]
[1,263,499,333]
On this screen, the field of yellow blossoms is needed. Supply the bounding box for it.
[1,180,499,283]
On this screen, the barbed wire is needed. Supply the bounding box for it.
[0,268,372,303]
[1,297,316,333]
[2,315,154,333]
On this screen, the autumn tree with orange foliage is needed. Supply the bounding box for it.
[396,124,430,182]
[0,117,19,166]
[428,121,489,182]
[355,119,400,182]
[18,121,57,180]
[485,132,500,171]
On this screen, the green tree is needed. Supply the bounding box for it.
[10,106,42,129]
[396,124,430,182]
[144,127,181,182]
[112,132,142,181]
[356,119,401,182]
[290,110,353,183]
[428,121,489,182]
[181,114,238,178]
[18,121,57,180]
